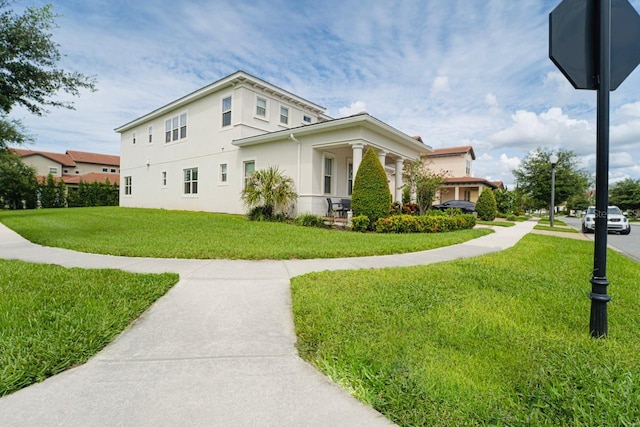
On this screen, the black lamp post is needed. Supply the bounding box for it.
[550,154,558,228]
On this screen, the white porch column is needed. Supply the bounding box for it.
[377,150,387,168]
[395,158,404,203]
[351,143,365,178]
[454,186,460,200]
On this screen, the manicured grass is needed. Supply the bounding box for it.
[534,224,579,233]
[476,220,515,227]
[0,207,492,260]
[0,259,178,396]
[538,218,567,226]
[291,234,640,426]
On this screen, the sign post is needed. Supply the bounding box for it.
[549,0,640,337]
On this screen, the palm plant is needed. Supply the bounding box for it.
[241,166,298,219]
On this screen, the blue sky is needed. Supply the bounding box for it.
[13,0,640,188]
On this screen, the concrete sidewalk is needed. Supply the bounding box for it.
[0,220,536,426]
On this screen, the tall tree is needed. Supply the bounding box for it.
[0,1,96,148]
[609,178,640,211]
[512,148,590,210]
[0,149,38,209]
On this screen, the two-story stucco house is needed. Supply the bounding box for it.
[425,146,502,203]
[115,71,430,216]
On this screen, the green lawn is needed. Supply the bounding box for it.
[0,207,492,259]
[0,259,178,396]
[292,234,640,426]
[534,224,580,233]
[476,220,515,227]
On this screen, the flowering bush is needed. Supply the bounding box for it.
[374,214,476,233]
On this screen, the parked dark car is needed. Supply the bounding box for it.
[431,200,476,213]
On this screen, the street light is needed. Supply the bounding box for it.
[550,154,559,228]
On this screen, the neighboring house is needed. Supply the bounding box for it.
[425,145,499,203]
[13,148,120,188]
[115,70,430,216]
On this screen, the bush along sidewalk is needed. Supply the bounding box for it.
[374,213,476,233]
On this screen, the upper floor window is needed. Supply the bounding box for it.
[148,126,153,143]
[49,167,58,175]
[124,176,132,195]
[184,168,198,194]
[102,167,108,172]
[280,106,289,125]
[303,115,312,123]
[222,96,232,127]
[465,159,471,176]
[165,113,187,143]
[256,97,267,117]
[132,132,136,144]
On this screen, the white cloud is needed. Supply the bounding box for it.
[338,101,368,117]
[485,93,498,107]
[431,76,450,95]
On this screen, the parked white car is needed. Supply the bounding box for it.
[581,205,631,234]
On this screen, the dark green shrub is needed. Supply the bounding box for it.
[351,215,370,232]
[247,206,271,221]
[476,190,498,221]
[402,203,419,215]
[296,214,326,228]
[375,214,476,233]
[351,147,391,229]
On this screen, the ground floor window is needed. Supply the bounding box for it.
[347,162,353,195]
[220,163,228,183]
[184,168,198,194]
[124,176,132,195]
[243,160,255,188]
[324,157,333,194]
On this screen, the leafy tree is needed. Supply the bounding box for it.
[512,148,590,211]
[403,159,447,215]
[351,146,391,227]
[566,192,592,213]
[609,178,640,211]
[0,1,96,148]
[476,189,497,221]
[241,166,297,219]
[0,148,37,208]
[39,173,65,208]
[494,188,517,215]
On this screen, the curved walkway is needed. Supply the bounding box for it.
[0,220,536,426]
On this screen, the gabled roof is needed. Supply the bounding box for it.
[428,145,476,160]
[67,150,120,167]
[442,176,498,189]
[12,148,76,167]
[115,70,328,133]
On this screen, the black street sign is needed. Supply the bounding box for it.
[550,0,640,90]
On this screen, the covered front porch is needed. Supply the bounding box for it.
[436,177,499,204]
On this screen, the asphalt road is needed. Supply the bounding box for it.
[562,215,640,262]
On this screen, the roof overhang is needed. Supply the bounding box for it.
[115,70,327,133]
[232,113,432,156]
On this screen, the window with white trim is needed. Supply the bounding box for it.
[102,167,108,172]
[124,176,132,195]
[324,157,333,194]
[280,106,289,125]
[148,126,153,143]
[303,115,312,124]
[162,171,167,187]
[465,159,471,176]
[49,167,58,175]
[243,160,255,188]
[165,113,187,143]
[132,132,136,144]
[347,162,353,195]
[222,96,232,127]
[220,163,228,183]
[183,168,198,194]
[256,97,267,117]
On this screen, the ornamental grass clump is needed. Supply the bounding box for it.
[351,147,391,229]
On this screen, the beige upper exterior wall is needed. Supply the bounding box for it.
[427,151,473,177]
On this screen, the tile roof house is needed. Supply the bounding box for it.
[13,148,120,187]
[424,145,499,203]
[115,70,430,216]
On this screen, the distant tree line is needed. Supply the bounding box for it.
[1,150,119,209]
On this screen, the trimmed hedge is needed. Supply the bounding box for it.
[351,146,391,228]
[374,214,476,233]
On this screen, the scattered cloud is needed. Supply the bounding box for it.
[338,101,368,117]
